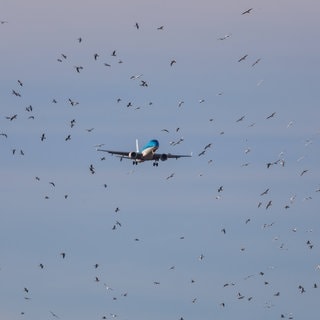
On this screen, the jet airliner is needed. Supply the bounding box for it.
[97,139,191,166]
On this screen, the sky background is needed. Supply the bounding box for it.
[1,0,320,319]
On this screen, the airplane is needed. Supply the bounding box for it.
[97,139,192,166]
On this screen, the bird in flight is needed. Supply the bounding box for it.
[238,54,248,62]
[242,8,253,15]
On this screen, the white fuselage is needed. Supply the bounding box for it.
[140,146,158,161]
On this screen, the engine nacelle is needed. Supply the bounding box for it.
[129,151,137,159]
[160,153,168,161]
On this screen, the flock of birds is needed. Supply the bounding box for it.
[1,5,320,320]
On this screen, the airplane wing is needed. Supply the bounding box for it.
[97,149,143,159]
[153,153,192,160]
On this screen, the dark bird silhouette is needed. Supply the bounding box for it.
[166,173,175,180]
[266,200,272,210]
[6,114,17,121]
[74,66,83,73]
[260,188,269,196]
[266,112,276,119]
[170,59,176,66]
[242,8,253,15]
[252,58,261,67]
[300,169,308,176]
[238,55,248,62]
[12,89,21,97]
[50,311,60,318]
[236,115,245,122]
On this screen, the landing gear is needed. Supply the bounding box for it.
[132,160,138,165]
[153,162,159,167]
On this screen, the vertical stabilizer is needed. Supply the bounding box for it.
[136,139,139,152]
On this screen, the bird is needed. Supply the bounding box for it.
[157,25,164,30]
[218,34,231,40]
[170,59,176,66]
[266,200,272,210]
[94,53,99,60]
[242,8,253,15]
[260,188,269,196]
[89,164,95,174]
[12,89,21,97]
[60,252,66,259]
[252,58,261,67]
[50,311,60,318]
[6,114,17,121]
[266,112,276,119]
[300,169,308,176]
[238,54,248,62]
[135,22,139,29]
[41,133,46,141]
[236,115,245,122]
[166,173,175,180]
[74,65,83,73]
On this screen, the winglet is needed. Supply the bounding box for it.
[136,139,139,152]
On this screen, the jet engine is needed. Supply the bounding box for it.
[160,153,168,161]
[129,151,137,159]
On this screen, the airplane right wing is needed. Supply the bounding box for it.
[97,149,143,159]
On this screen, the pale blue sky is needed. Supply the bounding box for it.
[1,1,320,319]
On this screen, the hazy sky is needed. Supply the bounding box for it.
[1,1,320,319]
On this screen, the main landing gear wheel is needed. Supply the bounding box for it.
[153,162,159,167]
